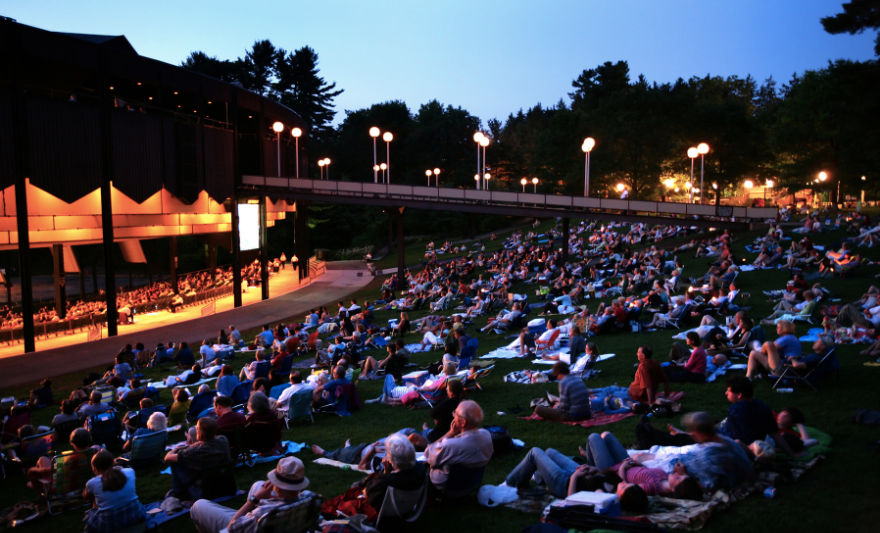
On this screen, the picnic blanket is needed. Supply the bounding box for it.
[519,392,686,428]
[153,377,217,390]
[160,441,306,474]
[798,327,826,343]
[313,458,373,474]
[145,490,244,528]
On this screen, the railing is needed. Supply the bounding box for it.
[243,176,779,222]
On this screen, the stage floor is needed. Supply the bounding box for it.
[0,263,373,388]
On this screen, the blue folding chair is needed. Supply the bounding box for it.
[231,380,253,405]
[459,338,478,369]
[270,383,291,400]
[186,391,218,424]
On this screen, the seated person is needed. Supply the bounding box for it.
[164,418,231,501]
[190,457,314,533]
[173,342,196,369]
[215,365,240,397]
[666,331,707,382]
[746,320,801,378]
[480,303,522,333]
[83,450,146,533]
[26,428,99,497]
[276,372,314,413]
[361,343,409,379]
[122,412,167,453]
[629,346,670,405]
[28,379,53,408]
[213,395,246,432]
[424,401,494,491]
[199,339,217,366]
[310,429,427,471]
[239,352,268,381]
[312,365,350,408]
[150,343,174,366]
[762,290,817,324]
[535,319,561,353]
[164,365,202,387]
[52,400,80,427]
[517,327,536,357]
[422,380,465,443]
[167,388,191,428]
[533,362,591,422]
[77,392,113,420]
[775,406,819,452]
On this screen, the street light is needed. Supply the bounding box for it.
[370,127,380,183]
[473,132,485,189]
[272,121,284,177]
[521,177,528,192]
[318,159,325,180]
[480,136,490,190]
[425,170,433,186]
[582,137,595,197]
[433,168,440,187]
[380,163,387,183]
[532,177,538,193]
[484,173,491,190]
[474,174,480,188]
[382,132,393,184]
[819,171,827,181]
[323,158,331,180]
[764,179,774,205]
[687,147,698,204]
[697,143,709,203]
[291,127,302,179]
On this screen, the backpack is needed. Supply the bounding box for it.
[484,425,514,457]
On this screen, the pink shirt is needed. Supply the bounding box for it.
[685,347,707,374]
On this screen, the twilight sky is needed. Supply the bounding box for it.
[6,1,875,125]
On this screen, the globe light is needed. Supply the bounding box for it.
[582,137,595,152]
[380,163,387,170]
[433,168,441,175]
[292,127,302,138]
[474,175,480,181]
[426,170,432,177]
[664,179,675,188]
[373,165,380,171]
[318,160,325,167]
[272,122,284,133]
[687,147,699,158]
[819,171,827,181]
[712,182,718,190]
[382,132,393,142]
[369,127,380,138]
[674,187,680,192]
[744,180,754,189]
[521,178,528,185]
[484,173,491,180]
[473,132,485,143]
[616,183,625,192]
[766,179,774,188]
[698,143,709,155]
[532,178,538,184]
[323,158,330,165]
[480,137,490,147]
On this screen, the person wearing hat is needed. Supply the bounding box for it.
[190,456,314,533]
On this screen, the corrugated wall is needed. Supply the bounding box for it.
[112,111,165,203]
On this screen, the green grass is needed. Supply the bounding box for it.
[3,223,880,532]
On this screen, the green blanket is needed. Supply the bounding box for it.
[776,426,832,462]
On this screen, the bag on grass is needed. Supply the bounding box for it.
[484,425,514,457]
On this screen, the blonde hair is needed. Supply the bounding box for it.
[777,320,796,335]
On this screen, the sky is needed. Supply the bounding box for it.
[6,1,876,126]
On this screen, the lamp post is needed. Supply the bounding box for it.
[370,127,380,183]
[380,163,387,183]
[473,133,484,189]
[425,170,432,186]
[323,158,330,180]
[272,122,284,177]
[616,183,626,199]
[382,132,393,184]
[521,177,527,192]
[484,173,491,190]
[582,137,595,196]
[744,179,754,205]
[698,143,709,203]
[480,137,489,190]
[860,175,867,211]
[474,174,480,188]
[764,179,774,205]
[292,127,302,179]
[818,171,828,207]
[433,168,440,187]
[318,159,325,180]
[687,147,698,204]
[663,179,674,203]
[532,177,538,193]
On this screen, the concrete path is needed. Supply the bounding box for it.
[0,262,372,389]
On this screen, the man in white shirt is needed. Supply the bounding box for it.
[276,372,314,411]
[199,340,216,366]
[228,325,243,346]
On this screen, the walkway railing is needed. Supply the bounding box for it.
[242,176,779,222]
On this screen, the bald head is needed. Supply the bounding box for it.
[455,400,484,430]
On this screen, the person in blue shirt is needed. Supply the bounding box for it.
[255,325,275,348]
[745,320,801,379]
[718,376,804,456]
[313,365,350,409]
[173,342,195,369]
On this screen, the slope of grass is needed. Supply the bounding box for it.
[3,223,879,532]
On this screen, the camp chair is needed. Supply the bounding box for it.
[219,426,249,466]
[1,411,31,445]
[87,411,122,450]
[41,447,97,514]
[306,331,320,352]
[245,418,283,458]
[279,389,314,428]
[251,360,272,380]
[439,464,486,501]
[269,383,290,400]
[419,375,463,407]
[219,493,322,533]
[665,303,692,330]
[231,380,253,405]
[375,474,429,529]
[186,390,218,424]
[117,430,166,469]
[831,257,863,279]
[791,300,821,326]
[772,347,840,391]
[134,405,168,429]
[275,355,293,381]
[95,388,115,405]
[330,384,362,416]
[53,418,84,445]
[121,387,147,409]
[198,459,238,501]
[14,431,55,466]
[535,329,561,358]
[459,338,478,369]
[430,294,452,312]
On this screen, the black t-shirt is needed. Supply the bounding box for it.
[428,397,461,443]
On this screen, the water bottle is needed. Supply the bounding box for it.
[776,388,794,394]
[764,487,776,499]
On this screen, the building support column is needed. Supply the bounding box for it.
[6,21,36,351]
[561,217,570,265]
[231,198,243,308]
[295,201,310,280]
[170,236,178,294]
[260,196,269,300]
[208,244,217,282]
[53,244,66,320]
[397,207,407,291]
[97,50,118,336]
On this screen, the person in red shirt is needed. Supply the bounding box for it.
[214,395,246,432]
[628,346,670,404]
[667,332,708,382]
[613,300,628,326]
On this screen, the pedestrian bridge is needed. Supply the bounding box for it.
[242,176,776,230]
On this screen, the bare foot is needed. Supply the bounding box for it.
[423,423,429,431]
[310,444,325,456]
[345,439,351,448]
[579,446,587,458]
[667,424,681,435]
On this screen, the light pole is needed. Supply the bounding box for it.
[380,163,387,183]
[582,137,595,196]
[861,175,867,211]
[687,147,698,204]
[532,177,538,193]
[370,127,380,183]
[433,168,440,187]
[473,133,484,189]
[819,171,828,206]
[480,136,489,189]
[383,132,393,184]
[323,158,330,180]
[744,179,754,205]
[272,122,284,177]
[292,127,302,179]
[474,174,480,189]
[764,179,774,205]
[616,183,626,199]
[698,143,709,203]
[425,170,432,186]
[318,159,325,180]
[521,177,527,192]
[484,173,491,191]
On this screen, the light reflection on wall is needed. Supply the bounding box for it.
[238,203,260,251]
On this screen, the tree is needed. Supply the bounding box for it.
[822,0,880,55]
[180,52,238,83]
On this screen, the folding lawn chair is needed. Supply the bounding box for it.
[117,430,167,469]
[772,347,840,391]
[375,474,429,529]
[41,447,97,514]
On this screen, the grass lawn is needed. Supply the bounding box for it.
[3,221,880,533]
